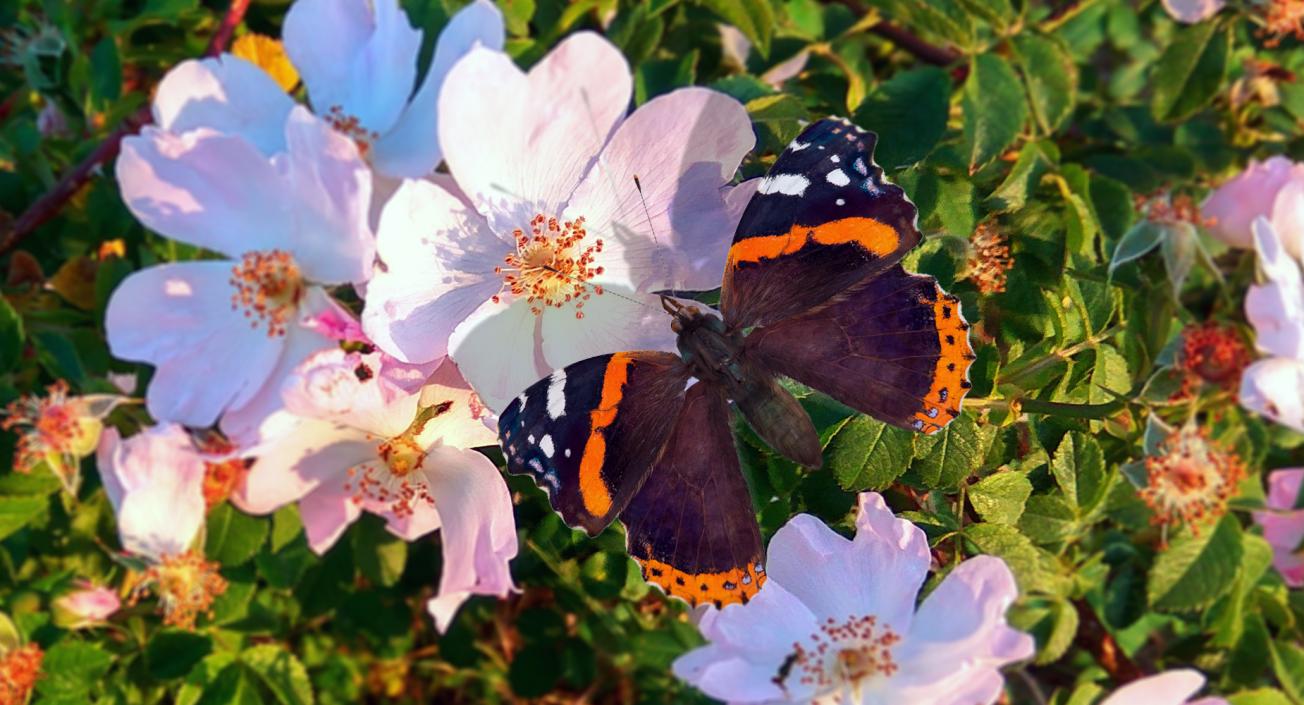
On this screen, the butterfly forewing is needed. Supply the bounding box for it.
[620,382,765,608]
[721,117,923,329]
[498,351,690,535]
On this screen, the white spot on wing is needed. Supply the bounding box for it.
[826,169,850,187]
[540,434,555,457]
[546,370,567,420]
[836,198,846,206]
[789,140,810,151]
[564,448,572,458]
[757,173,811,196]
[830,155,840,163]
[853,157,868,176]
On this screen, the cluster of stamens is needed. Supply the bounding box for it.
[493,214,604,318]
[325,105,380,157]
[195,433,249,509]
[0,643,43,705]
[780,614,900,694]
[229,250,304,337]
[1175,321,1252,398]
[129,551,229,630]
[1141,426,1245,532]
[344,402,453,519]
[2,380,88,478]
[1260,0,1304,47]
[1136,191,1215,228]
[966,222,1012,295]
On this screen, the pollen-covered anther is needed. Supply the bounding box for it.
[1261,0,1304,47]
[965,222,1012,295]
[783,614,901,693]
[346,433,435,519]
[1140,426,1246,532]
[129,550,228,630]
[492,214,604,318]
[1175,321,1252,397]
[325,105,380,157]
[229,250,304,337]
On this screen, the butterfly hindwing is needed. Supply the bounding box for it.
[499,351,690,535]
[744,265,975,434]
[620,382,765,608]
[722,118,922,329]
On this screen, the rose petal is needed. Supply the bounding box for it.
[448,297,550,413]
[153,55,295,155]
[96,426,207,560]
[1240,358,1304,433]
[1100,670,1208,705]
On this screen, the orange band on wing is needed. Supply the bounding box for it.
[638,557,766,608]
[727,217,901,267]
[913,288,974,434]
[578,353,633,517]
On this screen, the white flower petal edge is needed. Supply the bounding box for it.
[96,426,207,561]
[1099,669,1226,705]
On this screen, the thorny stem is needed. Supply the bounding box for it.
[0,0,251,257]
[997,325,1124,389]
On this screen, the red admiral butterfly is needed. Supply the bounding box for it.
[499,117,974,608]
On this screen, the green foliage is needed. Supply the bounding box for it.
[2,0,1302,703]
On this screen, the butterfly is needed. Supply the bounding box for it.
[498,117,974,608]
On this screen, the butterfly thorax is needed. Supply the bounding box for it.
[671,306,822,468]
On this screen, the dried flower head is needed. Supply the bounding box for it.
[1136,191,1215,228]
[1176,321,1253,397]
[128,551,228,631]
[0,644,43,705]
[965,222,1011,295]
[1141,426,1245,531]
[1,381,120,493]
[1260,0,1304,47]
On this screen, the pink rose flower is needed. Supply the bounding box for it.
[673,493,1033,705]
[108,105,373,431]
[1100,670,1227,705]
[1242,218,1304,431]
[1255,469,1304,587]
[54,583,121,628]
[1204,156,1304,252]
[236,352,513,631]
[360,32,756,411]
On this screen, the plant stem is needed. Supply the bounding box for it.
[1074,599,1145,684]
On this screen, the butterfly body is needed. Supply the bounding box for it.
[499,117,975,607]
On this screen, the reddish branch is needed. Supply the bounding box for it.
[0,0,251,257]
[869,21,962,67]
[1074,600,1144,685]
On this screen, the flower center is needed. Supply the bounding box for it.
[779,614,900,696]
[0,643,43,705]
[325,105,379,158]
[965,222,1011,295]
[229,250,304,337]
[493,214,604,318]
[130,550,228,631]
[1178,322,1251,393]
[344,401,454,519]
[1141,427,1246,532]
[1262,0,1304,47]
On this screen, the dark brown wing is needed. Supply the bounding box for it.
[744,265,974,434]
[721,117,922,329]
[620,382,765,608]
[498,351,690,535]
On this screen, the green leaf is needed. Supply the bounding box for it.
[963,522,1063,594]
[968,471,1032,525]
[205,503,269,567]
[961,54,1028,172]
[1108,221,1166,276]
[0,494,46,541]
[0,296,23,372]
[35,642,114,698]
[912,414,986,490]
[242,644,315,705]
[147,630,213,680]
[1011,34,1077,134]
[1050,432,1106,514]
[1161,221,1199,295]
[1228,689,1295,705]
[825,416,916,492]
[1019,494,1077,545]
[509,642,563,697]
[352,516,408,587]
[1272,639,1304,703]
[1147,516,1243,612]
[702,0,774,57]
[1151,21,1232,122]
[986,140,1058,213]
[853,67,951,170]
